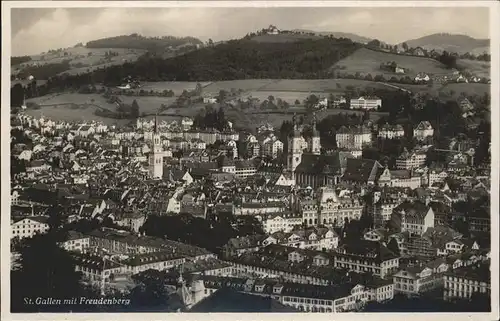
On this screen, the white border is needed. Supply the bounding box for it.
[1,1,498,321]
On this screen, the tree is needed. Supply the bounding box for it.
[402,42,408,51]
[131,99,140,119]
[294,99,300,106]
[11,234,84,312]
[129,270,171,309]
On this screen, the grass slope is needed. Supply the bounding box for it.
[333,48,449,77]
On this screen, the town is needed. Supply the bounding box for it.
[10,89,491,312]
[7,8,493,315]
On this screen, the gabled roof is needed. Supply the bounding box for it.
[342,158,384,183]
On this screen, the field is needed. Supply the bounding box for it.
[117,96,177,114]
[240,91,325,104]
[456,59,490,78]
[202,80,276,95]
[333,48,449,78]
[259,79,389,92]
[12,47,147,77]
[20,77,489,131]
[140,81,212,95]
[27,93,117,111]
[24,105,130,126]
[439,83,490,98]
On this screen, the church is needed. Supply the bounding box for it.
[149,117,164,179]
[287,113,353,188]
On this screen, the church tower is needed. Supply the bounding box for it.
[149,116,163,179]
[287,114,303,172]
[311,112,321,155]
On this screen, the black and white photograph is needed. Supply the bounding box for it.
[1,1,498,318]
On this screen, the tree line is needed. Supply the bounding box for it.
[85,34,203,51]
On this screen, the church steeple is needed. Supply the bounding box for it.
[149,115,163,179]
[311,112,321,155]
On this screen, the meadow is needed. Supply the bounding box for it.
[12,47,147,77]
[240,91,325,104]
[456,59,490,78]
[439,83,490,98]
[140,81,211,95]
[202,79,276,95]
[333,48,449,78]
[259,79,388,92]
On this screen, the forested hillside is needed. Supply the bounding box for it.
[85,34,203,51]
[84,37,360,83]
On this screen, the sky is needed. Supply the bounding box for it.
[10,7,490,56]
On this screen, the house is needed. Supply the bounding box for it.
[394,201,435,236]
[414,73,430,83]
[350,97,382,110]
[413,47,426,56]
[396,148,427,170]
[222,234,266,259]
[395,67,405,74]
[267,25,280,35]
[378,124,405,139]
[259,212,303,234]
[413,121,434,141]
[59,231,91,252]
[203,96,218,104]
[378,168,422,190]
[114,212,146,232]
[11,216,50,239]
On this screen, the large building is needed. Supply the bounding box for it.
[11,216,49,239]
[333,240,400,279]
[287,113,321,172]
[336,126,372,150]
[300,186,364,228]
[350,97,382,110]
[394,201,435,236]
[443,261,491,301]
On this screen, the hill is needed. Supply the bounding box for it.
[35,37,361,88]
[292,29,372,44]
[11,47,148,79]
[85,34,203,51]
[332,47,449,78]
[402,33,490,54]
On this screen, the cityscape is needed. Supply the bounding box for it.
[5,5,496,316]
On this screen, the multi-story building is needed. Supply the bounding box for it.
[11,216,49,239]
[336,126,372,150]
[262,137,284,159]
[300,186,363,228]
[393,258,449,295]
[259,212,303,234]
[333,240,400,279]
[378,168,422,189]
[59,231,91,252]
[263,227,339,251]
[396,149,427,170]
[377,124,405,139]
[443,261,490,301]
[394,201,435,236]
[350,96,382,110]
